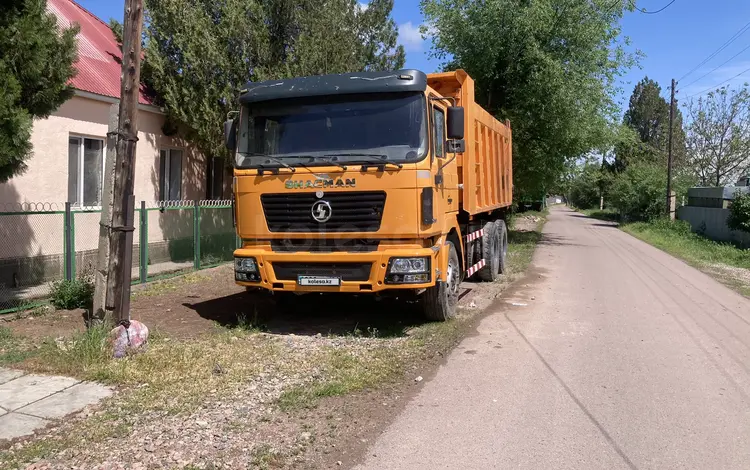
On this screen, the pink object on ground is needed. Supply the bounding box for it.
[110,320,149,358]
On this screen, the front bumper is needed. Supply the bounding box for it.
[234,241,437,293]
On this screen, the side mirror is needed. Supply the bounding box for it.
[447,106,465,140]
[224,119,237,151]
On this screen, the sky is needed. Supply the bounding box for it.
[76,0,750,115]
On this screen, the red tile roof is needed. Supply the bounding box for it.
[48,0,153,105]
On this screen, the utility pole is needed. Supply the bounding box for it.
[94,0,143,325]
[666,78,676,218]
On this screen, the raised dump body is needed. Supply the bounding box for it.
[226,69,513,320]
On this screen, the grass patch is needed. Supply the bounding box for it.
[579,208,620,222]
[622,219,750,269]
[621,219,750,295]
[0,327,37,366]
[132,271,210,298]
[278,346,405,411]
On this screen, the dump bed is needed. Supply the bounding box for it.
[427,71,513,216]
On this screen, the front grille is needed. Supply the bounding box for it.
[261,191,386,232]
[272,262,372,281]
[271,239,379,253]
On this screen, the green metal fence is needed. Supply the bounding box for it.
[0,200,237,314]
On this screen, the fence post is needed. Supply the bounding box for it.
[70,207,77,277]
[193,200,201,270]
[64,202,74,281]
[140,201,148,283]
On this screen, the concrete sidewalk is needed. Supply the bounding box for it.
[0,368,112,441]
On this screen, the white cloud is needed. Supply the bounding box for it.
[357,2,368,12]
[398,21,425,52]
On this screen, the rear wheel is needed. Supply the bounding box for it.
[422,241,460,321]
[476,221,500,281]
[495,219,508,274]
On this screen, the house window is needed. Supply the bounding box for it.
[208,157,225,200]
[432,107,445,158]
[159,148,183,201]
[68,136,104,207]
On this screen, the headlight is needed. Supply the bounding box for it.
[389,257,429,274]
[235,257,258,273]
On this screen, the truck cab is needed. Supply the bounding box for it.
[226,69,512,320]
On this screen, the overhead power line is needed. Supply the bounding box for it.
[630,0,677,14]
[680,42,750,90]
[686,64,750,99]
[678,19,750,82]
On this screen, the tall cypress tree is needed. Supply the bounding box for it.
[0,0,78,182]
[615,77,687,171]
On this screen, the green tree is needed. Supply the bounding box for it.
[685,86,750,187]
[728,190,750,234]
[0,0,78,182]
[143,0,404,160]
[568,160,609,210]
[608,161,693,220]
[615,77,686,171]
[421,0,638,197]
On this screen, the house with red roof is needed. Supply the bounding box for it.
[0,0,229,208]
[0,0,232,294]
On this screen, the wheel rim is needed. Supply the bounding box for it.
[446,254,460,304]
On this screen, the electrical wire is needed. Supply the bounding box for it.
[686,64,750,99]
[678,19,750,82]
[680,42,750,90]
[629,0,677,14]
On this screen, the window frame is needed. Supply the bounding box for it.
[68,134,106,209]
[207,156,225,200]
[431,104,446,160]
[159,147,184,202]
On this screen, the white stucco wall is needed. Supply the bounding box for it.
[0,94,233,266]
[0,94,209,206]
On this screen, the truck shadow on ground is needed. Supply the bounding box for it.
[183,291,429,337]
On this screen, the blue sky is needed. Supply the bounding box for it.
[77,0,750,114]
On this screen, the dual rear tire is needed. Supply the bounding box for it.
[476,219,508,281]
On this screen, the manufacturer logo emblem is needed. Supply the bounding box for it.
[311,200,332,223]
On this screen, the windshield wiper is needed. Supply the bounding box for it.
[326,153,403,170]
[246,153,319,174]
[262,155,296,173]
[313,156,348,170]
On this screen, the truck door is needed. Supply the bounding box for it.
[431,102,459,217]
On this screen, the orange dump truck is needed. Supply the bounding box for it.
[224,69,512,320]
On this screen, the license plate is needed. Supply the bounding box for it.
[297,276,341,286]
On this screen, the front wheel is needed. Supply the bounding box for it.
[422,240,460,321]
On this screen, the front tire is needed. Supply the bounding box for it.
[422,240,460,321]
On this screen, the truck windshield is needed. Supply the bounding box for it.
[235,93,427,169]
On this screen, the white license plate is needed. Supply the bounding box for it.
[297,276,341,286]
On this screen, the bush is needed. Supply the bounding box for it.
[728,191,750,234]
[608,163,665,220]
[50,274,94,310]
[568,163,608,209]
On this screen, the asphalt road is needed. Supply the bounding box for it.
[355,206,750,469]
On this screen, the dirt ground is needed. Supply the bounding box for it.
[0,215,544,470]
